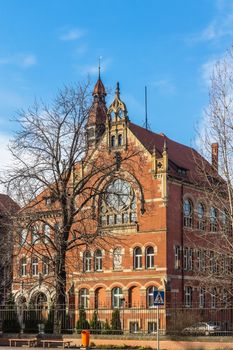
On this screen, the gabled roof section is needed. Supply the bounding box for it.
[128,122,212,183]
[0,194,20,216]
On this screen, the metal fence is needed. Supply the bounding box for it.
[0,305,233,335]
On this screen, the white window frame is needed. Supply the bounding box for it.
[199,288,205,308]
[112,287,123,308]
[20,258,27,276]
[147,286,157,308]
[42,256,49,275]
[184,286,192,308]
[79,288,89,309]
[32,257,39,276]
[134,247,142,269]
[145,246,154,269]
[94,249,103,271]
[83,251,92,272]
[174,245,181,269]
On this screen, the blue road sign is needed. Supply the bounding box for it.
[153,291,165,306]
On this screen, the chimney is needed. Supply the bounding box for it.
[211,143,219,172]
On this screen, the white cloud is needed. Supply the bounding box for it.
[151,79,176,94]
[186,2,233,44]
[60,28,86,41]
[77,57,112,76]
[0,53,37,68]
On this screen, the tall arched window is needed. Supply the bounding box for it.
[211,288,217,308]
[20,257,27,277]
[20,229,27,245]
[133,247,142,269]
[197,203,205,230]
[111,135,115,148]
[79,288,89,309]
[118,134,122,146]
[42,256,49,275]
[83,251,92,272]
[145,246,154,269]
[94,249,103,271]
[210,207,217,232]
[44,224,50,243]
[147,286,157,308]
[100,179,137,226]
[31,226,37,245]
[183,199,193,228]
[32,257,39,276]
[112,287,123,308]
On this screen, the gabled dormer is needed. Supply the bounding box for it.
[107,82,129,151]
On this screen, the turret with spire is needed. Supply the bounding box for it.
[86,67,107,147]
[106,82,129,150]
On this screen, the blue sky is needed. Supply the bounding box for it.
[0,0,233,164]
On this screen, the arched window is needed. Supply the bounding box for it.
[133,247,142,269]
[31,226,37,245]
[83,251,92,272]
[42,256,49,275]
[79,288,89,309]
[113,248,122,270]
[210,207,217,232]
[145,246,154,269]
[20,257,27,277]
[112,287,123,308]
[94,249,103,271]
[118,134,122,146]
[111,135,116,148]
[147,286,157,308]
[211,288,217,308]
[184,286,192,307]
[44,224,50,243]
[20,229,27,245]
[197,203,205,230]
[100,179,137,226]
[32,257,39,276]
[183,199,193,228]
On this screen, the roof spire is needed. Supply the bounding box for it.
[115,82,120,98]
[98,56,102,80]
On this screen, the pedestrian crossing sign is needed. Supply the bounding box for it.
[153,291,165,305]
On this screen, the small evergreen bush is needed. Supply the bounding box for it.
[76,308,90,333]
[111,309,122,334]
[90,310,101,334]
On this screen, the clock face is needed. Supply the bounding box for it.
[106,179,132,211]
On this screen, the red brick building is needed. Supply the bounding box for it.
[11,77,231,333]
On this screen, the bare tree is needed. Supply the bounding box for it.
[193,46,233,301]
[1,81,142,332]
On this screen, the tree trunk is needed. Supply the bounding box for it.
[53,250,67,334]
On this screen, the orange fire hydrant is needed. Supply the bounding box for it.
[81,329,90,348]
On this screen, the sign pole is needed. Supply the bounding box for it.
[157,305,159,350]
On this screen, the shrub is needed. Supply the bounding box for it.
[90,310,101,334]
[76,308,90,333]
[111,309,122,334]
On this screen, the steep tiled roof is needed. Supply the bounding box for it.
[0,194,20,215]
[92,78,106,96]
[129,122,212,183]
